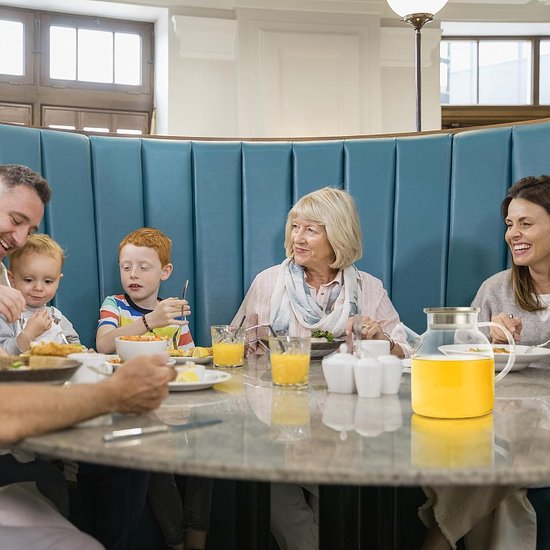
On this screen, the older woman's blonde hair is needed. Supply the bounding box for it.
[284,187,362,270]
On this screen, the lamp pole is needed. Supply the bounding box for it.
[403,13,433,132]
[386,0,448,133]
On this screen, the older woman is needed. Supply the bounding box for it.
[421,175,550,550]
[232,187,409,550]
[233,186,408,358]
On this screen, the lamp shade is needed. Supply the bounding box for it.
[386,0,448,17]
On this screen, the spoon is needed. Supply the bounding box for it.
[524,338,550,354]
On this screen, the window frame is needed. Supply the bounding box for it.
[0,6,35,86]
[0,6,153,130]
[441,35,550,129]
[40,12,153,95]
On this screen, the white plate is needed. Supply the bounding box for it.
[169,370,231,392]
[172,355,213,365]
[106,355,176,368]
[438,344,550,371]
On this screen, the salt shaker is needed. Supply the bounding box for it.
[353,356,383,398]
[322,343,357,394]
[378,354,402,394]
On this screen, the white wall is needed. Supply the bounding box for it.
[167,9,442,137]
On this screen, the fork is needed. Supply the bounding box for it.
[0,263,33,344]
[51,308,70,344]
[172,280,189,350]
[524,338,550,354]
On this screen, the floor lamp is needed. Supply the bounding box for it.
[386,0,448,131]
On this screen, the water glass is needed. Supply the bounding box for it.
[269,336,311,388]
[211,325,245,368]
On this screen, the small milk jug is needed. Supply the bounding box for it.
[411,307,515,419]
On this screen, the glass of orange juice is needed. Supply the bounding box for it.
[211,325,245,368]
[269,336,311,388]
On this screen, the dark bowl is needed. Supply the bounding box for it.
[0,356,81,384]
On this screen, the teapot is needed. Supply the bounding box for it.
[407,307,516,419]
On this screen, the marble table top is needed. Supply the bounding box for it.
[16,356,550,488]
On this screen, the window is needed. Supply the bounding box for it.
[0,6,153,133]
[441,35,550,128]
[441,38,533,105]
[540,40,550,105]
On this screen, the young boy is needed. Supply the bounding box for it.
[96,227,193,353]
[96,228,211,550]
[0,234,80,354]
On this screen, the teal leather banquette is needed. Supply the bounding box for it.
[1,121,550,348]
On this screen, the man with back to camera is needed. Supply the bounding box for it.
[0,164,175,549]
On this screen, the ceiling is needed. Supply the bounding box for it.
[6,0,550,23]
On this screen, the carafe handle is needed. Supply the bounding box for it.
[478,321,516,382]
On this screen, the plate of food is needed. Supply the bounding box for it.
[310,330,345,358]
[438,344,550,371]
[169,346,213,364]
[0,355,81,383]
[169,369,231,392]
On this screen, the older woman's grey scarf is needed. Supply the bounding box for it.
[269,258,361,337]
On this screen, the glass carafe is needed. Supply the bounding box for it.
[411,307,515,419]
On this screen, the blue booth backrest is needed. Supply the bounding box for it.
[1,121,550,347]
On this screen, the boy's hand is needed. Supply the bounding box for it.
[147,298,191,330]
[25,310,54,341]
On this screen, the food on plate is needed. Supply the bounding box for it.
[468,346,508,354]
[107,357,123,365]
[169,346,212,358]
[118,335,168,342]
[29,341,85,357]
[0,357,29,371]
[176,370,200,383]
[174,361,204,383]
[193,346,212,358]
[311,330,334,343]
[169,348,190,357]
[0,354,74,370]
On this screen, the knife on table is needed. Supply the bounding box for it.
[102,418,221,442]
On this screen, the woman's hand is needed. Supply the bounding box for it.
[357,316,386,341]
[490,312,522,343]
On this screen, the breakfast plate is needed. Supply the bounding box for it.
[169,370,231,392]
[438,344,550,371]
[172,355,213,365]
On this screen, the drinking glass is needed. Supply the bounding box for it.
[269,336,311,388]
[211,325,245,368]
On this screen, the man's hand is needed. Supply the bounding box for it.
[0,286,26,323]
[106,353,176,414]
